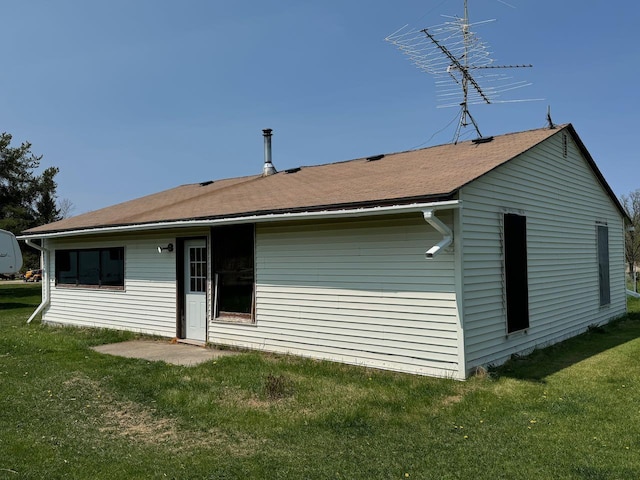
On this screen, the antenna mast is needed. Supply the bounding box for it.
[458,0,482,139]
[386,0,536,143]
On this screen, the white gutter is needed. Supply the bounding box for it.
[25,239,50,324]
[627,289,640,299]
[18,200,461,241]
[422,206,458,259]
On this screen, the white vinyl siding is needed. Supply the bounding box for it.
[42,230,204,337]
[461,131,626,370]
[209,215,463,378]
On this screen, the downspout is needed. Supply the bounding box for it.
[423,209,453,259]
[25,238,49,324]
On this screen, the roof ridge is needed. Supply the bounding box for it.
[268,124,572,174]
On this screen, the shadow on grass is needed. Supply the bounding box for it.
[0,285,42,299]
[493,311,640,383]
[0,302,38,310]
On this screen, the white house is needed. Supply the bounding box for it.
[20,124,629,379]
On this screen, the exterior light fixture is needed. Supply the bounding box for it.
[157,243,174,253]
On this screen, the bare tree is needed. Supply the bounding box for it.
[621,190,640,292]
[57,198,75,219]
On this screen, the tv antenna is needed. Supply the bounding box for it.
[386,0,536,143]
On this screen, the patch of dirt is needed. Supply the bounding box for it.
[216,385,291,411]
[438,379,486,408]
[61,374,261,454]
[63,375,181,445]
[98,400,179,444]
[440,394,464,406]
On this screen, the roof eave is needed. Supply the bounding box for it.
[19,195,459,240]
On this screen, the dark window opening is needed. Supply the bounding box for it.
[213,224,255,321]
[597,224,610,306]
[504,213,529,333]
[55,247,124,289]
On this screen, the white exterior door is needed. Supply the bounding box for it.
[184,239,207,342]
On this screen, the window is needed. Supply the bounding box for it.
[212,224,255,322]
[188,245,207,293]
[55,247,124,289]
[597,224,610,306]
[503,213,529,333]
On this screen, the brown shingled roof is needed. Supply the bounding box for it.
[25,125,568,235]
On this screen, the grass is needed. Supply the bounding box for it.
[2,283,640,479]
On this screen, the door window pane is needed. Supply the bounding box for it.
[189,246,207,293]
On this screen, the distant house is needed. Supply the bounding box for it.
[20,124,629,379]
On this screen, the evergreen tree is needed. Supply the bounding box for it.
[0,132,61,234]
[35,166,61,225]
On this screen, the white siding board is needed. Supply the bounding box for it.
[208,333,459,376]
[258,297,457,316]
[256,305,459,330]
[227,324,459,355]
[210,215,463,378]
[260,297,457,312]
[461,131,626,371]
[258,285,457,302]
[256,313,459,338]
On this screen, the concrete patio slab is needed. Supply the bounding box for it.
[91,340,240,366]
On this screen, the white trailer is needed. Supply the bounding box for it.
[0,229,23,275]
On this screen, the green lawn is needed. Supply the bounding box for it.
[2,283,640,479]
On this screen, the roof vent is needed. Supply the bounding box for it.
[285,167,301,174]
[472,136,494,145]
[262,128,277,176]
[199,180,214,187]
[366,154,385,162]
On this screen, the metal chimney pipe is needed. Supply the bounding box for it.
[262,128,277,176]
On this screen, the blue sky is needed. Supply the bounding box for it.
[2,0,638,215]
